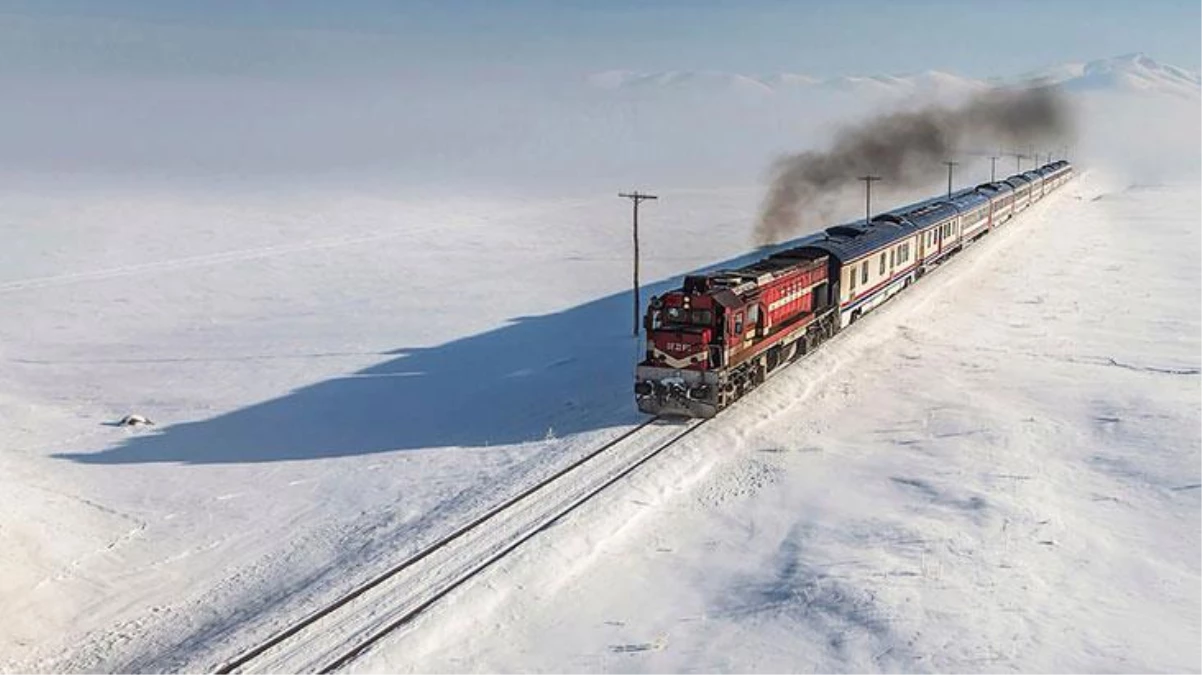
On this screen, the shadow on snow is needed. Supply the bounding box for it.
[56,245,790,464]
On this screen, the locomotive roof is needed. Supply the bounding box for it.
[700,244,828,297]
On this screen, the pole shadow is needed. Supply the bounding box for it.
[55,244,796,465]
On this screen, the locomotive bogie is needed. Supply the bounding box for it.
[635,366,723,417]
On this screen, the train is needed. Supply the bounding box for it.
[634,160,1074,417]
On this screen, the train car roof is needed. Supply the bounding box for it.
[803,219,913,263]
[946,190,990,210]
[1003,175,1030,187]
[1021,170,1044,182]
[975,181,1014,194]
[898,200,959,228]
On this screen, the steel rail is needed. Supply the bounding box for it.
[214,415,678,673]
[317,418,707,673]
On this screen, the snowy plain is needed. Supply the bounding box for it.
[0,53,1199,673]
[356,172,1201,673]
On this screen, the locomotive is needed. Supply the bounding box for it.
[635,160,1073,417]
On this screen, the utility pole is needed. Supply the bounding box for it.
[943,161,959,198]
[858,175,881,225]
[989,156,999,182]
[1013,152,1026,173]
[619,191,658,337]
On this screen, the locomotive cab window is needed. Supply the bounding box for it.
[733,312,744,335]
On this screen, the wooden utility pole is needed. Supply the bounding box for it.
[943,161,959,198]
[619,191,658,336]
[858,175,881,225]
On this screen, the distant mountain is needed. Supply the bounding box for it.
[1054,53,1201,98]
[587,54,1200,100]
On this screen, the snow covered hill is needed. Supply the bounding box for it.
[1056,53,1202,98]
[590,53,1200,99]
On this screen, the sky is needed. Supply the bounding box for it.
[0,0,1198,81]
[0,1,1196,189]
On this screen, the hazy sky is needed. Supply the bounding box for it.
[1,0,1198,81]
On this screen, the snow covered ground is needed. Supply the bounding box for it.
[1,53,1199,674]
[354,173,1201,674]
[0,181,770,672]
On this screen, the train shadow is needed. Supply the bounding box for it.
[55,245,796,464]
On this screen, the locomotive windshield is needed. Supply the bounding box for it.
[658,307,713,327]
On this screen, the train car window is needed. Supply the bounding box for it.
[879,254,886,275]
[889,249,895,268]
[734,313,744,335]
[861,261,869,284]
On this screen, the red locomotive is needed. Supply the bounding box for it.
[635,247,839,417]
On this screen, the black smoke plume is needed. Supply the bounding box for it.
[756,85,1074,243]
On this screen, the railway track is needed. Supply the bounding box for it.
[214,416,706,674]
[212,185,1073,674]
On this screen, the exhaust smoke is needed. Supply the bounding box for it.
[756,85,1075,243]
